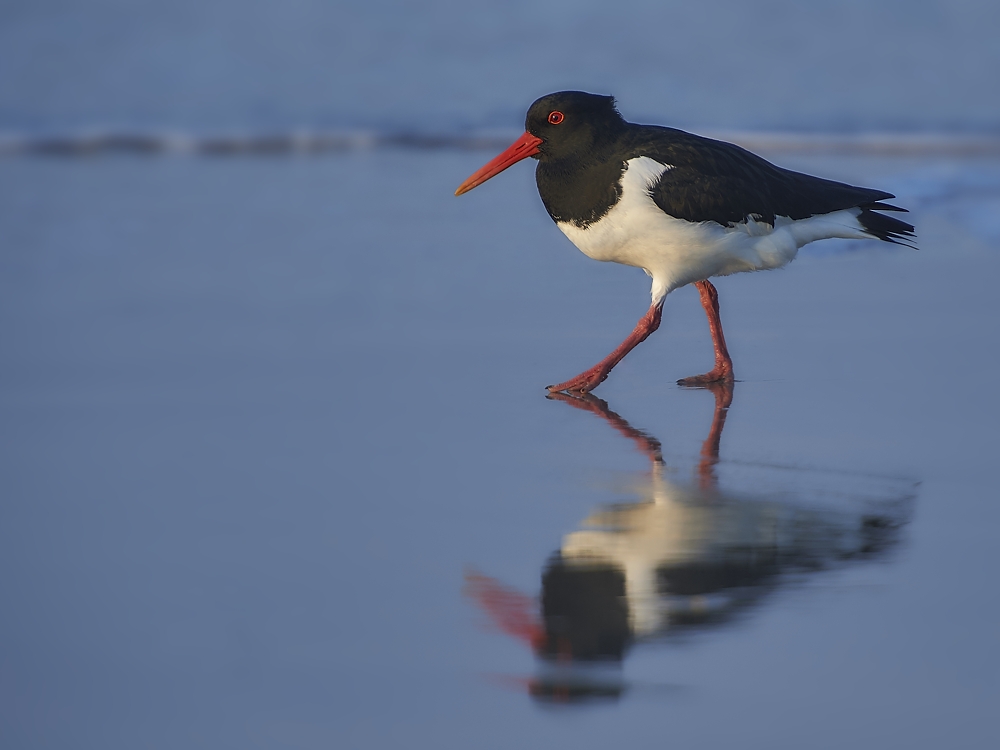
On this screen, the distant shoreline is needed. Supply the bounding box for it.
[3,129,1000,158]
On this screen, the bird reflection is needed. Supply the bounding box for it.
[466,384,916,703]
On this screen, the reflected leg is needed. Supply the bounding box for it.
[547,302,663,394]
[677,280,735,386]
[696,380,734,491]
[546,390,663,466]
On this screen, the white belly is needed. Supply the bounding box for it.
[557,156,870,303]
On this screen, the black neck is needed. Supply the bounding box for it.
[535,124,660,228]
[535,153,628,228]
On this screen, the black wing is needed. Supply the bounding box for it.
[629,126,914,243]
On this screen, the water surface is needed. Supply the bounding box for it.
[1,147,998,748]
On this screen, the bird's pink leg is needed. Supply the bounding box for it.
[677,280,735,386]
[547,302,663,393]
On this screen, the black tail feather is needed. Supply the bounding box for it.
[864,201,908,213]
[858,204,917,247]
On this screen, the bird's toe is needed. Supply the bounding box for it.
[677,369,735,388]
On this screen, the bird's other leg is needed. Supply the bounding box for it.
[677,280,735,386]
[547,301,663,394]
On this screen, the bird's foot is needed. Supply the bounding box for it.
[677,367,734,388]
[546,366,609,394]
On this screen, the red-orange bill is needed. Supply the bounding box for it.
[454,132,543,196]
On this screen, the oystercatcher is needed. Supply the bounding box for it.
[456,91,915,393]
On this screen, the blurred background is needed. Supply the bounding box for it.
[1,2,999,749]
[2,0,1000,134]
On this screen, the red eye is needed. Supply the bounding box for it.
[547,111,565,125]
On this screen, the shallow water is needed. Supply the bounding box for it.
[1,147,998,748]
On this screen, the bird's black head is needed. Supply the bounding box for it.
[525,91,627,162]
[454,90,626,196]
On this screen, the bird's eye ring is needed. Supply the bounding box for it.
[547,111,565,125]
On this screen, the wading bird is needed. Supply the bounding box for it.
[456,92,914,392]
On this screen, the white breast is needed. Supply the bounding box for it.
[557,156,870,303]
